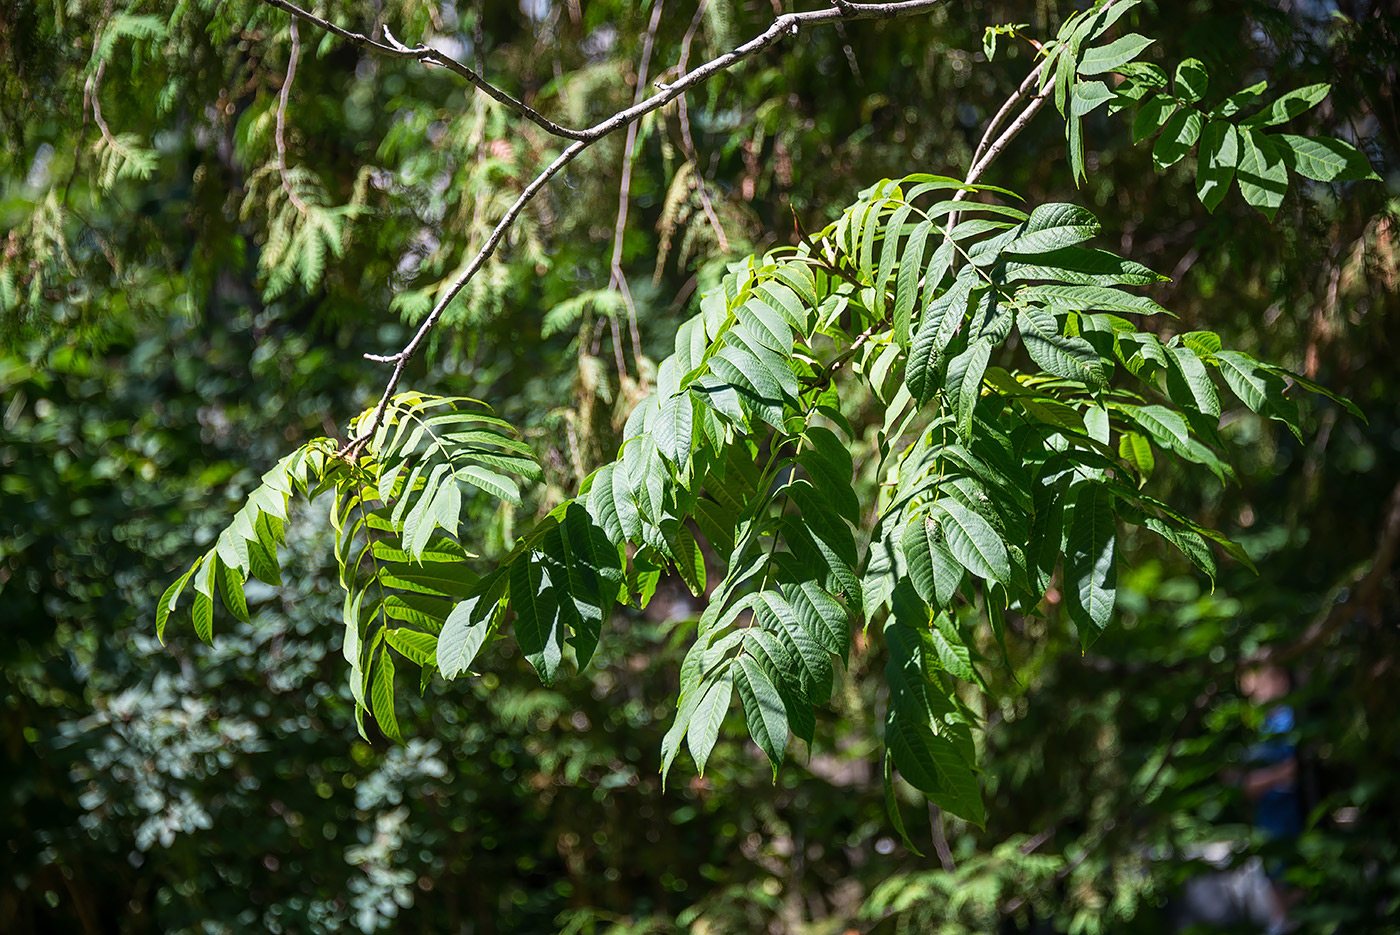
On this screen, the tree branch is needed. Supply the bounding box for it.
[969,59,1047,172]
[262,0,950,456]
[675,0,732,257]
[609,0,667,382]
[275,19,308,214]
[259,0,592,142]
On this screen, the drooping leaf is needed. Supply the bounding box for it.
[687,672,734,775]
[437,572,506,678]
[1152,107,1202,171]
[734,654,789,774]
[1195,120,1238,212]
[1064,483,1117,649]
[510,555,565,685]
[933,499,1010,585]
[1236,130,1290,219]
[654,390,696,470]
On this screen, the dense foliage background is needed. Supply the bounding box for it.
[2,1,1397,933]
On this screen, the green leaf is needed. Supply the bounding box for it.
[781,580,849,656]
[1152,107,1203,171]
[458,463,521,506]
[670,523,707,598]
[1017,306,1107,387]
[376,560,478,598]
[584,464,624,543]
[687,672,733,775]
[1118,431,1155,483]
[1263,366,1364,420]
[654,390,696,470]
[734,654,789,774]
[216,560,250,624]
[436,574,504,678]
[1005,203,1101,255]
[1276,134,1379,182]
[1077,33,1154,76]
[1020,283,1168,317]
[933,499,1010,585]
[710,343,788,426]
[1071,80,1112,117]
[1133,94,1177,144]
[797,426,859,526]
[735,294,794,354]
[1166,344,1221,418]
[903,514,962,609]
[883,608,985,825]
[1241,82,1329,128]
[1121,404,1232,482]
[1212,81,1266,119]
[156,561,199,642]
[945,338,993,440]
[1237,130,1290,219]
[1174,58,1208,103]
[379,593,453,632]
[384,628,438,667]
[928,613,978,684]
[1213,350,1269,411]
[511,556,564,685]
[754,592,833,705]
[1143,516,1216,582]
[371,649,401,741]
[1195,120,1238,212]
[884,753,925,857]
[1179,330,1223,356]
[1065,483,1116,649]
[906,283,967,405]
[192,561,215,643]
[1002,247,1166,287]
[893,218,933,349]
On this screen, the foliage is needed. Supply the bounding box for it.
[158,1,1373,833]
[3,0,1399,933]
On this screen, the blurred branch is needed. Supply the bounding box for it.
[257,0,950,456]
[609,0,666,382]
[675,0,732,257]
[259,0,591,141]
[275,20,308,214]
[1250,475,1400,665]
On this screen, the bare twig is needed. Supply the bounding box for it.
[968,60,1046,172]
[260,0,949,456]
[968,91,1050,187]
[928,803,957,873]
[676,0,732,256]
[260,0,592,142]
[276,20,309,214]
[85,61,116,146]
[609,0,667,381]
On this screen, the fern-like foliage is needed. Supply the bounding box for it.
[1030,0,1378,208]
[162,170,1357,827]
[160,394,542,738]
[162,0,1374,831]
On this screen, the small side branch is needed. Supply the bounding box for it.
[259,0,591,141]
[275,19,308,213]
[609,0,667,380]
[262,0,949,455]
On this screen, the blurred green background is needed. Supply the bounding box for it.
[2,1,1397,932]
